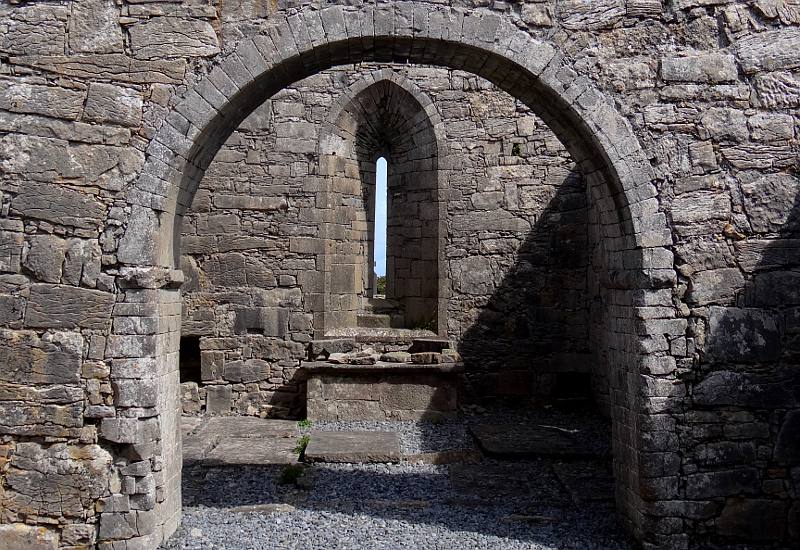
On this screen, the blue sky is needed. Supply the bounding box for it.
[374,157,387,276]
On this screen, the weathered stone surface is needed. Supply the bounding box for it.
[0,231,23,274]
[754,71,800,108]
[11,181,105,229]
[694,370,798,408]
[222,359,271,383]
[471,423,599,459]
[0,4,68,56]
[68,0,123,53]
[204,437,299,465]
[736,28,800,73]
[128,17,220,59]
[557,0,625,30]
[0,524,58,550]
[206,385,233,415]
[2,443,112,518]
[0,81,85,120]
[775,410,800,464]
[304,431,401,463]
[705,307,781,363]
[25,284,114,329]
[10,54,187,84]
[687,268,744,305]
[741,173,800,233]
[661,52,738,83]
[717,498,788,540]
[23,235,68,283]
[0,330,81,385]
[84,83,143,127]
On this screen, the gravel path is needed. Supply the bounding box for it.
[166,462,632,550]
[164,406,630,550]
[303,419,472,454]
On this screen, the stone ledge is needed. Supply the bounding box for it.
[301,360,464,374]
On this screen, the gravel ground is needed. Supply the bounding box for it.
[165,462,632,550]
[163,406,631,550]
[303,419,472,454]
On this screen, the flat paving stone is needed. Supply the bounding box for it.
[204,436,299,466]
[197,416,298,439]
[304,431,401,463]
[470,423,597,459]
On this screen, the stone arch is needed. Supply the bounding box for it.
[111,4,678,546]
[316,70,449,335]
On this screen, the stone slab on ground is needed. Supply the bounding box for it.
[197,416,299,439]
[552,461,615,504]
[203,436,299,465]
[470,423,597,459]
[304,431,401,463]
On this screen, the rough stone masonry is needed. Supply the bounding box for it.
[0,1,798,550]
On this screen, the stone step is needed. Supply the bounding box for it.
[303,431,401,463]
[357,312,404,328]
[363,297,403,313]
[409,337,451,354]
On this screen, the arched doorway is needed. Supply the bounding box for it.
[112,5,678,547]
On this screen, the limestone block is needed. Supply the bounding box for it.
[0,81,85,120]
[736,28,800,73]
[68,0,123,53]
[748,113,795,142]
[741,173,800,233]
[0,4,68,55]
[753,71,800,109]
[452,256,494,295]
[222,359,270,383]
[2,442,111,518]
[112,379,158,408]
[0,295,24,325]
[705,307,781,363]
[10,54,187,84]
[213,195,288,211]
[206,385,233,415]
[557,0,625,30]
[0,524,58,550]
[699,108,748,142]
[0,230,23,273]
[128,17,220,59]
[23,235,68,283]
[63,238,102,287]
[684,468,759,499]
[717,498,788,540]
[98,511,138,540]
[25,284,114,329]
[0,401,83,437]
[84,83,143,127]
[660,52,738,83]
[0,330,81,385]
[100,418,141,444]
[233,307,288,337]
[775,410,800,464]
[687,268,744,305]
[11,181,105,229]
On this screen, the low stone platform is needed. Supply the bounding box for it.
[303,361,463,421]
[303,431,402,463]
[182,416,300,466]
[470,423,599,459]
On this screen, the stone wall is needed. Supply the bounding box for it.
[0,1,797,548]
[178,63,590,418]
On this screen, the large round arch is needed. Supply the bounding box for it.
[111,4,678,547]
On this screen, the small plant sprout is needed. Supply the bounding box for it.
[298,419,312,429]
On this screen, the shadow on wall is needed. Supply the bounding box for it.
[456,169,593,404]
[693,170,800,542]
